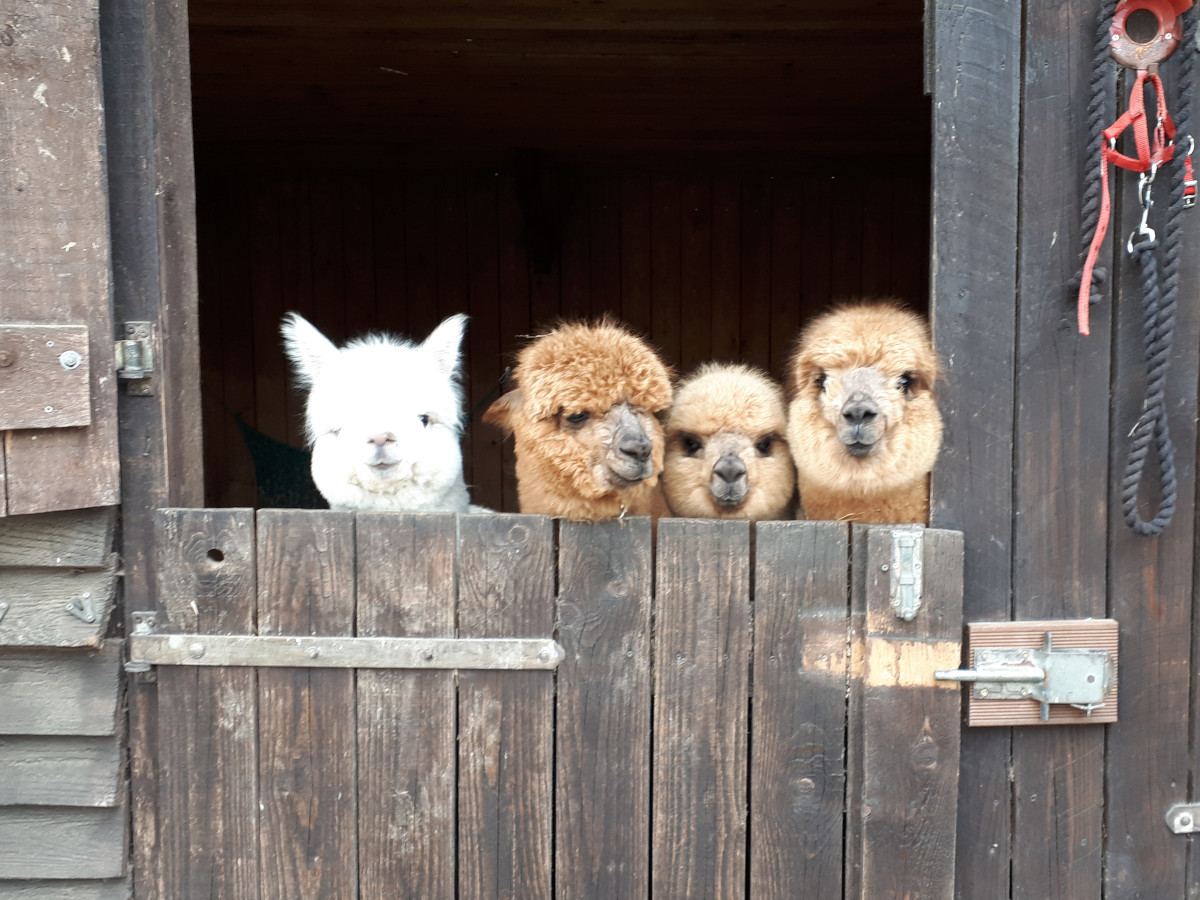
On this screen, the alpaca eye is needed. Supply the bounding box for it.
[898,372,914,392]
[565,410,590,426]
[680,434,703,457]
[755,435,774,456]
[813,372,827,391]
[418,414,431,427]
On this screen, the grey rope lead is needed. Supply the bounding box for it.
[1121,236,1178,535]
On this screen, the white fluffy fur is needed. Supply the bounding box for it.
[281,312,474,512]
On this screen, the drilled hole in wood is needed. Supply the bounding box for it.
[207,548,225,563]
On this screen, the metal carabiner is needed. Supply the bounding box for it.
[1128,167,1159,252]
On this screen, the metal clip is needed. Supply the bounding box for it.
[65,592,96,624]
[1128,167,1159,252]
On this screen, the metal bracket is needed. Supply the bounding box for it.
[65,592,97,624]
[935,631,1114,721]
[889,528,924,621]
[1166,803,1200,834]
[114,322,155,396]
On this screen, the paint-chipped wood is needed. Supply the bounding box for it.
[555,517,652,899]
[0,806,126,879]
[0,0,119,516]
[0,565,119,648]
[0,642,121,735]
[0,736,120,807]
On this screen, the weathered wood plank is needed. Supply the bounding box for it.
[555,518,652,899]
[0,508,115,568]
[652,518,750,899]
[750,520,848,898]
[154,507,258,900]
[679,174,712,373]
[929,2,1022,897]
[256,509,357,900]
[650,175,682,365]
[0,642,121,735]
[457,514,555,900]
[0,566,119,648]
[0,324,91,430]
[355,512,457,900]
[854,526,963,900]
[0,736,120,807]
[0,880,130,900]
[0,806,125,879]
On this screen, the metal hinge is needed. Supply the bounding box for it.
[935,630,1114,721]
[114,322,155,396]
[888,528,924,621]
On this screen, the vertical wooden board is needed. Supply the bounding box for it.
[710,175,741,363]
[929,3,1022,897]
[1012,3,1112,895]
[0,806,126,879]
[798,176,833,328]
[278,176,316,449]
[256,510,357,900]
[859,176,894,296]
[497,177,533,513]
[652,518,750,900]
[555,518,652,900]
[465,174,504,510]
[620,172,654,338]
[679,174,713,372]
[768,176,802,377]
[311,176,351,341]
[249,178,289,445]
[355,513,457,900]
[457,514,555,900]
[854,526,963,900]
[557,170,590,320]
[0,0,118,515]
[750,521,849,898]
[738,176,772,373]
[589,171,622,320]
[153,508,258,900]
[0,642,121,736]
[1105,37,1200,900]
[344,174,380,330]
[372,175,408,337]
[650,175,682,366]
[828,176,863,300]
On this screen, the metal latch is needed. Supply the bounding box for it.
[935,631,1114,721]
[114,322,155,395]
[888,528,923,621]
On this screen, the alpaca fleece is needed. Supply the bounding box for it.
[786,301,943,524]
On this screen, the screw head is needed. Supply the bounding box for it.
[188,642,205,659]
[0,349,14,367]
[59,350,82,370]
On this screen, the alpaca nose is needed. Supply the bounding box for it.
[617,433,652,463]
[712,455,746,485]
[367,433,396,446]
[842,393,879,426]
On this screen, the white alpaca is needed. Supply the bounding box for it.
[280,312,475,512]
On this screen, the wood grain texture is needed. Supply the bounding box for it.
[0,508,115,568]
[750,521,849,898]
[0,880,131,900]
[0,325,91,430]
[355,513,457,900]
[456,514,555,900]
[0,806,125,879]
[0,0,119,515]
[0,566,119,648]
[256,510,357,900]
[153,507,259,900]
[555,518,652,899]
[928,3,1022,898]
[652,518,750,900]
[0,642,121,735]
[854,526,963,900]
[0,737,120,807]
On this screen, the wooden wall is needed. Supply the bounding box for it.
[197,153,930,511]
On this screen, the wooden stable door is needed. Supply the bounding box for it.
[131,509,963,899]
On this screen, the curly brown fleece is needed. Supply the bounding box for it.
[484,319,674,521]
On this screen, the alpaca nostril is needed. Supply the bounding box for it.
[618,434,652,463]
[842,395,879,427]
[712,455,746,485]
[367,433,395,446]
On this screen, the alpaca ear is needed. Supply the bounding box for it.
[483,389,522,433]
[281,312,339,388]
[422,313,468,380]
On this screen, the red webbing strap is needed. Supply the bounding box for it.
[1078,70,1177,335]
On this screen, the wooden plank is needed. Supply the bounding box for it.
[929,3,1022,897]
[0,736,120,807]
[0,642,121,735]
[0,0,119,515]
[0,880,130,900]
[256,509,357,900]
[0,566,119,648]
[619,172,653,338]
[679,174,712,372]
[496,178,533,513]
[153,508,258,900]
[457,514,555,900]
[0,508,115,568]
[555,517,652,899]
[738,176,772,372]
[709,175,741,363]
[650,175,682,366]
[652,518,750,899]
[768,176,803,378]
[854,525,963,899]
[750,520,849,898]
[249,178,289,447]
[0,806,125,879]
[355,513,457,900]
[589,170,622,321]
[0,325,91,430]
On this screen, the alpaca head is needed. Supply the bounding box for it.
[483,319,673,520]
[280,312,471,512]
[662,363,796,521]
[786,301,943,504]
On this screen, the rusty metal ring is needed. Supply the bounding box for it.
[1110,0,1183,70]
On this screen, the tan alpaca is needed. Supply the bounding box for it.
[786,301,943,524]
[484,319,673,521]
[661,363,796,521]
